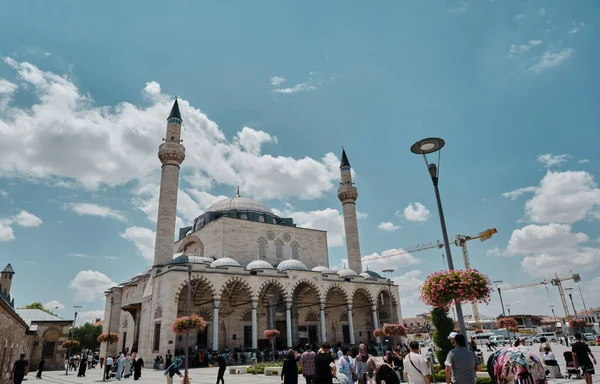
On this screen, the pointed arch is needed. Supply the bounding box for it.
[218,276,255,300]
[351,285,375,306]
[291,278,322,303]
[324,283,350,304]
[174,274,216,301]
[257,279,290,302]
[375,286,400,307]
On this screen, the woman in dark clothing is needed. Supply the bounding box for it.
[77,354,88,377]
[36,357,45,379]
[281,350,299,384]
[133,354,144,380]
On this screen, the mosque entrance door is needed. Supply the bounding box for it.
[308,325,318,344]
[342,325,350,344]
[197,324,209,349]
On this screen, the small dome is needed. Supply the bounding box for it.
[360,270,382,279]
[206,196,275,216]
[338,268,359,278]
[312,266,335,274]
[210,257,241,268]
[246,260,274,271]
[172,254,212,265]
[277,259,309,272]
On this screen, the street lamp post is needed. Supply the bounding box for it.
[411,137,466,336]
[577,283,589,320]
[493,281,510,341]
[565,288,577,318]
[184,263,192,383]
[382,269,395,323]
[103,298,114,381]
[507,305,511,316]
[65,305,82,375]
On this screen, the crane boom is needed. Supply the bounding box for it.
[362,241,444,262]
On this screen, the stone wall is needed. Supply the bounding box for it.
[29,321,72,371]
[0,300,33,382]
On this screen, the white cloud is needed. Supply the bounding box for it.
[537,153,571,167]
[0,79,17,94]
[568,22,584,35]
[538,8,546,16]
[377,222,400,232]
[362,250,421,272]
[11,210,43,227]
[502,186,536,200]
[269,76,286,86]
[0,189,8,197]
[578,159,589,164]
[234,126,277,155]
[70,253,93,259]
[0,58,340,201]
[77,310,104,326]
[69,270,116,302]
[524,171,600,223]
[403,202,432,222]
[514,14,524,21]
[273,82,316,94]
[0,210,43,241]
[43,300,65,311]
[121,226,156,260]
[286,208,345,247]
[66,203,126,222]
[448,3,468,13]
[392,270,425,317]
[509,40,543,56]
[529,49,573,72]
[357,212,368,220]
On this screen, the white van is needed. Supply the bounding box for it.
[489,335,508,345]
[532,332,557,342]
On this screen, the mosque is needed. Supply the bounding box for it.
[101,100,402,359]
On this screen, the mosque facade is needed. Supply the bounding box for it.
[101,100,401,359]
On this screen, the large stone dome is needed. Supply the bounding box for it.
[172,253,213,265]
[277,259,309,272]
[246,260,274,271]
[206,196,275,216]
[312,265,335,274]
[338,268,359,278]
[210,257,241,268]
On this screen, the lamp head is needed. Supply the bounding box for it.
[410,137,445,155]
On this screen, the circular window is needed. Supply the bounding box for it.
[266,230,275,240]
[282,233,291,242]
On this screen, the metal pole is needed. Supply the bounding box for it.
[578,284,588,318]
[104,298,113,382]
[185,264,191,382]
[65,306,80,375]
[432,181,466,335]
[568,293,577,318]
[497,288,510,341]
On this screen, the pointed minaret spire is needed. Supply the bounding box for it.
[168,98,182,120]
[338,148,362,273]
[236,185,241,197]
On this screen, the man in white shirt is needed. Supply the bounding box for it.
[404,341,431,384]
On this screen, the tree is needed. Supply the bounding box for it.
[22,302,55,315]
[431,307,454,365]
[73,323,103,352]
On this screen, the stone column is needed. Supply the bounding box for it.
[347,304,355,345]
[320,303,327,342]
[285,302,293,348]
[371,305,380,344]
[251,300,258,350]
[291,303,300,346]
[212,299,220,352]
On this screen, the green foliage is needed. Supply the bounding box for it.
[22,302,55,315]
[431,307,454,365]
[73,323,103,352]
[246,361,302,374]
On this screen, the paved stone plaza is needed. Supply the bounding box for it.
[32,344,600,384]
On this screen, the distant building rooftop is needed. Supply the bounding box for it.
[15,309,71,326]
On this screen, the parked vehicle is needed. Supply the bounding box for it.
[489,335,508,345]
[583,333,594,341]
[532,332,557,343]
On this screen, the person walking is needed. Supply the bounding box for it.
[35,357,45,379]
[163,358,183,384]
[105,355,114,380]
[77,352,88,377]
[124,354,132,379]
[115,353,125,380]
[10,354,29,384]
[282,350,299,384]
[404,341,431,384]
[572,333,597,384]
[355,343,372,384]
[133,354,144,381]
[165,350,173,368]
[214,353,227,384]
[444,334,478,384]
[338,347,355,384]
[538,337,552,353]
[300,343,317,384]
[314,343,335,384]
[366,356,399,384]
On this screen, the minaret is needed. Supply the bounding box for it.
[337,149,363,273]
[153,99,186,266]
[1,263,15,296]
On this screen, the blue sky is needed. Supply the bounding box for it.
[0,0,599,323]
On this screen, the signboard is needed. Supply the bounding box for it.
[519,329,535,335]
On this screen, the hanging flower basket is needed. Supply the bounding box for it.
[569,319,588,328]
[264,329,281,339]
[61,340,80,349]
[97,332,119,344]
[373,329,385,338]
[181,375,192,384]
[497,317,518,329]
[419,270,492,309]
[383,323,408,337]
[172,315,207,335]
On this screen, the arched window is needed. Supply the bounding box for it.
[240,214,248,220]
[258,237,266,259]
[258,215,265,223]
[275,240,283,259]
[291,241,299,260]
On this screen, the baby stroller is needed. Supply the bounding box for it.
[563,351,583,379]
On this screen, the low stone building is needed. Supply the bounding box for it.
[0,264,35,383]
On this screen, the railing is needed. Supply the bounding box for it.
[159,142,186,153]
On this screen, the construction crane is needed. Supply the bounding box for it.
[455,229,498,329]
[362,228,499,329]
[499,273,581,319]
